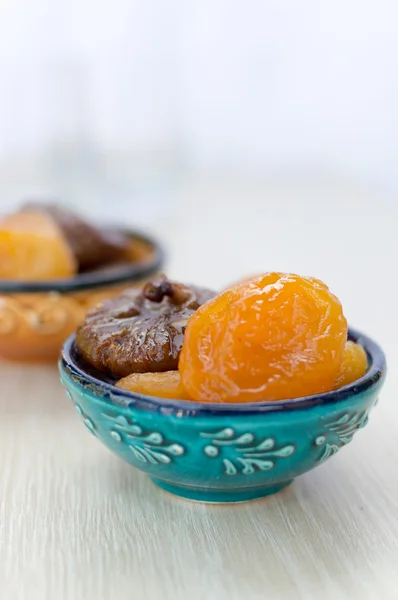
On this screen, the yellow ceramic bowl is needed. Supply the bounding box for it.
[0,230,164,362]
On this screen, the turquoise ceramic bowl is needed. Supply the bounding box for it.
[59,329,385,503]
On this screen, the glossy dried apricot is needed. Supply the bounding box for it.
[116,371,189,400]
[333,341,367,389]
[179,273,348,403]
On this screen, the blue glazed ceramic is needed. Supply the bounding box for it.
[59,328,385,503]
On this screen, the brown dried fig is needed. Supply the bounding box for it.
[75,276,215,376]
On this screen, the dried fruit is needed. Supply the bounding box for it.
[179,272,348,403]
[76,276,215,376]
[27,203,130,272]
[334,341,367,389]
[117,371,189,399]
[0,203,131,280]
[0,210,77,279]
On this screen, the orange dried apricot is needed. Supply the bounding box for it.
[0,203,132,280]
[333,341,367,389]
[116,371,189,400]
[179,273,348,403]
[0,210,76,280]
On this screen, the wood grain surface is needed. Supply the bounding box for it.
[1,178,397,600]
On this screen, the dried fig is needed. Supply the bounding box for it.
[75,276,215,376]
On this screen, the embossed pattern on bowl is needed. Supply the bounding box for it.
[59,328,385,503]
[0,230,163,361]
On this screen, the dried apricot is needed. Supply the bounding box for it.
[116,371,189,400]
[0,210,77,280]
[333,341,367,389]
[179,273,348,403]
[0,203,131,280]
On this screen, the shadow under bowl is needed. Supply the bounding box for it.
[59,328,386,503]
[0,229,164,362]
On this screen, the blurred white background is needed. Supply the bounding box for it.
[0,0,397,344]
[0,0,398,219]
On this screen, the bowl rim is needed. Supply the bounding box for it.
[60,327,386,415]
[0,228,164,293]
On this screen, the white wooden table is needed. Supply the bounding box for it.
[1,177,397,600]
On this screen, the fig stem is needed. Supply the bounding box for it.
[143,277,174,303]
[143,277,190,305]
